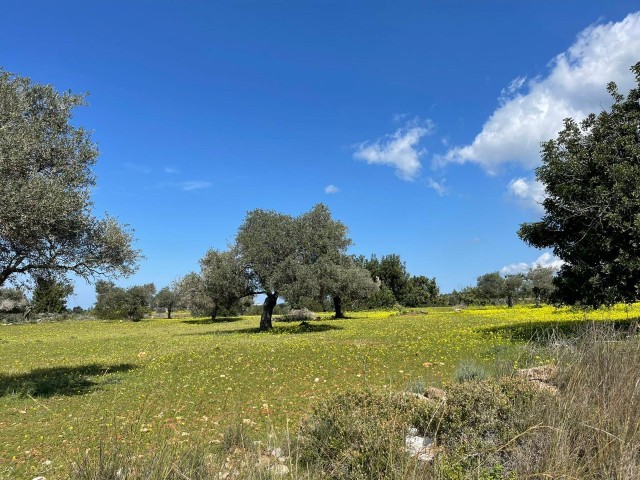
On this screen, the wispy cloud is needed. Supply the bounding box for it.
[324,184,339,194]
[179,181,212,191]
[392,113,409,123]
[149,181,213,192]
[501,252,564,275]
[427,177,448,196]
[354,118,434,181]
[164,166,180,174]
[438,12,640,174]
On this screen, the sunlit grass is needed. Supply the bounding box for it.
[1,304,638,478]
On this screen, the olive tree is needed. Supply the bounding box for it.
[199,248,255,320]
[329,259,377,317]
[476,272,505,305]
[236,209,298,330]
[155,281,183,319]
[0,68,140,288]
[94,281,155,321]
[526,266,555,307]
[284,204,375,318]
[518,63,640,307]
[176,272,213,318]
[503,274,525,308]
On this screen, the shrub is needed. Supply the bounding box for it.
[280,308,317,322]
[296,389,436,479]
[431,377,539,476]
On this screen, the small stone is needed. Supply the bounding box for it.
[32,477,47,480]
[424,386,447,401]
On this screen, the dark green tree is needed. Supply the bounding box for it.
[356,253,410,304]
[378,254,410,301]
[32,276,73,314]
[476,272,505,305]
[402,275,439,307]
[0,68,140,288]
[519,63,640,307]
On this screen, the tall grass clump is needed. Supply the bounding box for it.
[453,359,488,383]
[514,323,640,479]
[72,443,211,480]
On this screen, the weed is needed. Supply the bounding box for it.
[454,359,488,383]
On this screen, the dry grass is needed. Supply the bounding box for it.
[514,323,640,479]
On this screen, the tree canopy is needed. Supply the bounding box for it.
[94,281,155,321]
[0,68,140,288]
[519,63,640,307]
[199,248,255,320]
[234,204,379,328]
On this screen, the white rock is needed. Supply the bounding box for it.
[405,431,439,462]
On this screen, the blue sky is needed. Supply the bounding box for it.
[2,2,640,307]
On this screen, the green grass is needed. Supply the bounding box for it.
[1,305,638,478]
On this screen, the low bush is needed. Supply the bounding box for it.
[280,308,317,322]
[296,389,436,479]
[433,377,539,476]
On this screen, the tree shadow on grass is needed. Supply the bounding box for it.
[0,363,136,398]
[482,317,640,344]
[181,316,243,325]
[182,322,343,337]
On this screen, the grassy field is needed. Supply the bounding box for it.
[1,305,638,479]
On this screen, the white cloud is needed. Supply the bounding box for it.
[164,166,180,174]
[393,113,409,123]
[533,252,564,270]
[324,184,339,194]
[499,76,527,103]
[427,177,448,196]
[500,252,564,275]
[354,119,434,181]
[440,12,640,174]
[507,177,546,211]
[179,181,212,191]
[500,261,530,276]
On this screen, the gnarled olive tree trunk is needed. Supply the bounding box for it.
[333,295,345,319]
[260,293,278,330]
